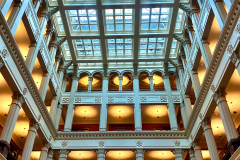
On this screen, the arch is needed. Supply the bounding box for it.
[137,70,151,76]
[77,71,91,77]
[120,70,134,77]
[169,72,177,90]
[65,74,73,92]
[90,70,104,77]
[108,70,121,77]
[150,69,164,76]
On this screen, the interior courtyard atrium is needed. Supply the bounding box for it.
[1,0,240,159]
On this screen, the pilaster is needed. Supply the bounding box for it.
[172,149,184,160]
[88,77,93,92]
[99,76,108,131]
[96,149,107,160]
[133,76,142,131]
[134,149,145,160]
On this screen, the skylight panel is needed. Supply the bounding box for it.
[73,39,101,58]
[78,62,103,69]
[104,9,133,33]
[61,40,71,59]
[140,8,170,32]
[139,37,166,57]
[138,61,163,68]
[107,38,133,59]
[67,9,99,34]
[170,38,179,58]
[108,62,133,68]
[175,9,185,32]
[53,11,65,35]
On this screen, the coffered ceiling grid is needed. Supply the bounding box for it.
[54,0,186,70]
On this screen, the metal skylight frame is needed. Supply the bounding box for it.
[55,0,185,70]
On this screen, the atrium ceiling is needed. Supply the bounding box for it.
[48,0,187,70]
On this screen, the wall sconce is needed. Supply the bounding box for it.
[84,111,86,119]
[157,110,159,118]
[21,128,26,138]
[230,102,237,114]
[119,111,121,118]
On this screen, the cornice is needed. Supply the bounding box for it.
[56,131,186,140]
[185,0,240,137]
[0,9,57,138]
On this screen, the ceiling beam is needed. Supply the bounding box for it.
[164,0,180,63]
[57,0,77,65]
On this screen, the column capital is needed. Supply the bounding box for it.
[191,141,202,151]
[29,119,39,131]
[189,149,195,158]
[0,57,4,69]
[12,92,24,108]
[148,75,153,79]
[133,75,139,79]
[42,141,50,151]
[213,88,227,104]
[172,149,184,156]
[201,117,211,131]
[103,76,108,80]
[49,43,58,49]
[88,77,93,81]
[134,149,145,155]
[57,104,63,109]
[59,149,70,155]
[162,75,169,79]
[96,149,108,157]
[202,39,210,44]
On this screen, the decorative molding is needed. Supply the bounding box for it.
[160,96,167,102]
[61,141,68,148]
[127,97,134,103]
[62,98,69,104]
[0,56,4,69]
[37,115,42,122]
[140,97,147,102]
[108,97,114,103]
[1,49,8,59]
[95,97,101,103]
[174,140,181,147]
[75,97,81,103]
[99,141,104,147]
[136,141,142,147]
[172,96,180,102]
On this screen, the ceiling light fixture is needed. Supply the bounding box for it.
[217,126,221,138]
[21,128,26,138]
[84,111,86,119]
[157,110,159,118]
[230,102,237,114]
[119,111,121,118]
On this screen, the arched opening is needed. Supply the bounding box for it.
[152,71,164,91]
[65,75,73,92]
[122,72,133,91]
[139,72,150,91]
[92,72,103,91]
[78,73,89,92]
[169,73,177,90]
[108,72,119,91]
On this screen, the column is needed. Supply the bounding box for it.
[190,70,201,97]
[58,150,68,160]
[180,103,187,129]
[184,94,192,119]
[34,0,42,13]
[61,74,68,92]
[209,0,226,29]
[135,149,145,160]
[1,0,14,17]
[133,76,142,131]
[25,43,37,72]
[223,0,232,10]
[186,27,195,43]
[58,67,65,84]
[99,77,108,131]
[149,76,154,91]
[47,149,54,160]
[7,0,28,35]
[45,30,53,46]
[192,141,203,160]
[20,120,39,160]
[163,75,178,131]
[173,149,183,160]
[88,77,93,92]
[202,118,220,160]
[189,149,196,160]
[49,96,59,122]
[201,40,212,69]
[39,142,50,160]
[119,76,122,91]
[55,104,63,130]
[39,13,49,35]
[0,93,24,143]
[39,72,50,101]
[214,89,238,142]
[96,149,106,160]
[49,44,58,63]
[55,57,60,72]
[64,74,79,132]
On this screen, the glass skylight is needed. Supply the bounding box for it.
[73,39,101,57]
[107,38,133,58]
[141,8,170,32]
[61,40,71,59]
[175,9,185,32]
[170,38,179,58]
[108,62,133,68]
[68,9,98,34]
[104,9,133,33]
[78,63,103,69]
[54,11,65,34]
[138,61,163,68]
[139,37,166,56]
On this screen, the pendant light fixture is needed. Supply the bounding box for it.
[157,110,159,118]
[84,111,86,119]
[21,128,26,138]
[230,102,237,114]
[119,111,121,118]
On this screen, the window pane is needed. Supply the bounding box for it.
[150,23,158,30]
[116,24,123,31]
[115,16,123,23]
[106,16,114,23]
[72,25,80,31]
[107,25,114,31]
[90,25,98,31]
[80,17,88,24]
[141,24,148,30]
[125,24,132,30]
[152,8,160,14]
